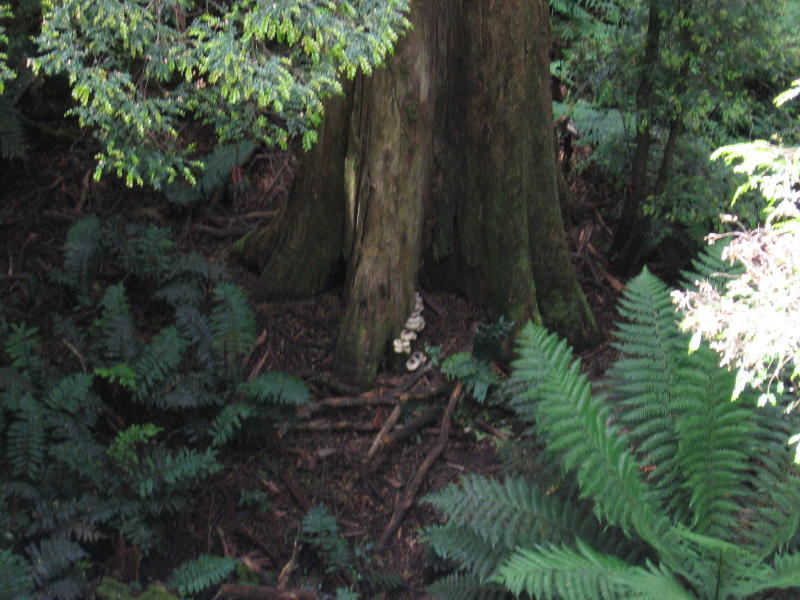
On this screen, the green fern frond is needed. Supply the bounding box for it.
[211,282,256,378]
[175,306,217,372]
[7,400,45,479]
[301,504,351,574]
[424,475,602,555]
[112,222,175,280]
[671,349,756,538]
[495,539,693,600]
[132,327,188,403]
[44,373,93,415]
[163,140,258,205]
[155,373,222,410]
[4,324,45,381]
[94,283,141,362]
[731,552,800,598]
[167,554,237,596]
[209,403,255,447]
[50,216,101,302]
[426,571,507,600]
[441,353,500,403]
[0,549,33,600]
[680,238,741,292]
[423,524,511,584]
[25,536,86,590]
[237,371,310,406]
[512,323,658,536]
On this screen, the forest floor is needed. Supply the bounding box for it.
[1,120,624,599]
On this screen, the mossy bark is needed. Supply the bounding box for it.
[332,1,434,385]
[242,0,598,387]
[243,89,352,299]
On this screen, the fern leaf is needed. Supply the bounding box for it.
[50,216,101,302]
[237,371,310,406]
[426,572,507,600]
[175,305,217,372]
[7,400,46,479]
[671,348,756,538]
[25,536,86,588]
[168,554,237,596]
[132,327,188,403]
[211,283,256,378]
[730,552,800,598]
[495,539,693,600]
[512,322,657,536]
[209,402,255,447]
[0,549,33,600]
[44,373,93,415]
[94,284,141,363]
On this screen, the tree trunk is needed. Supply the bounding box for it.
[332,0,435,384]
[243,90,352,299]
[614,0,662,269]
[428,0,598,346]
[244,0,599,387]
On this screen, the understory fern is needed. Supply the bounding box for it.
[423,262,800,599]
[0,217,309,598]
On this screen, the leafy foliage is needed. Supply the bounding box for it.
[167,554,237,596]
[0,217,307,597]
[424,267,800,599]
[30,0,410,187]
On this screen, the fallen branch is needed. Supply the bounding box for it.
[218,584,316,599]
[298,362,433,419]
[382,407,440,447]
[291,419,379,433]
[376,381,462,551]
[366,405,403,458]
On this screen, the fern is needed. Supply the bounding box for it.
[167,554,237,596]
[50,216,102,302]
[132,327,188,403]
[211,282,256,379]
[440,353,499,404]
[426,266,800,599]
[238,371,310,406]
[0,549,33,600]
[301,504,351,574]
[163,140,258,205]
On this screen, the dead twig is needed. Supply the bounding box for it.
[366,405,403,458]
[291,419,379,433]
[376,381,463,551]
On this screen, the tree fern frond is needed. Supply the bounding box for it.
[237,371,310,406]
[167,554,237,596]
[426,571,507,600]
[511,323,659,537]
[680,238,741,293]
[423,523,511,584]
[496,539,693,600]
[671,350,757,538]
[4,324,45,382]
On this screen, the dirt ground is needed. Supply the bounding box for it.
[1,122,622,599]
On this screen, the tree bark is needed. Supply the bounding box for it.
[242,89,352,299]
[614,0,663,269]
[244,0,599,386]
[332,0,434,384]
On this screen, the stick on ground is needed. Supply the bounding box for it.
[376,381,462,551]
